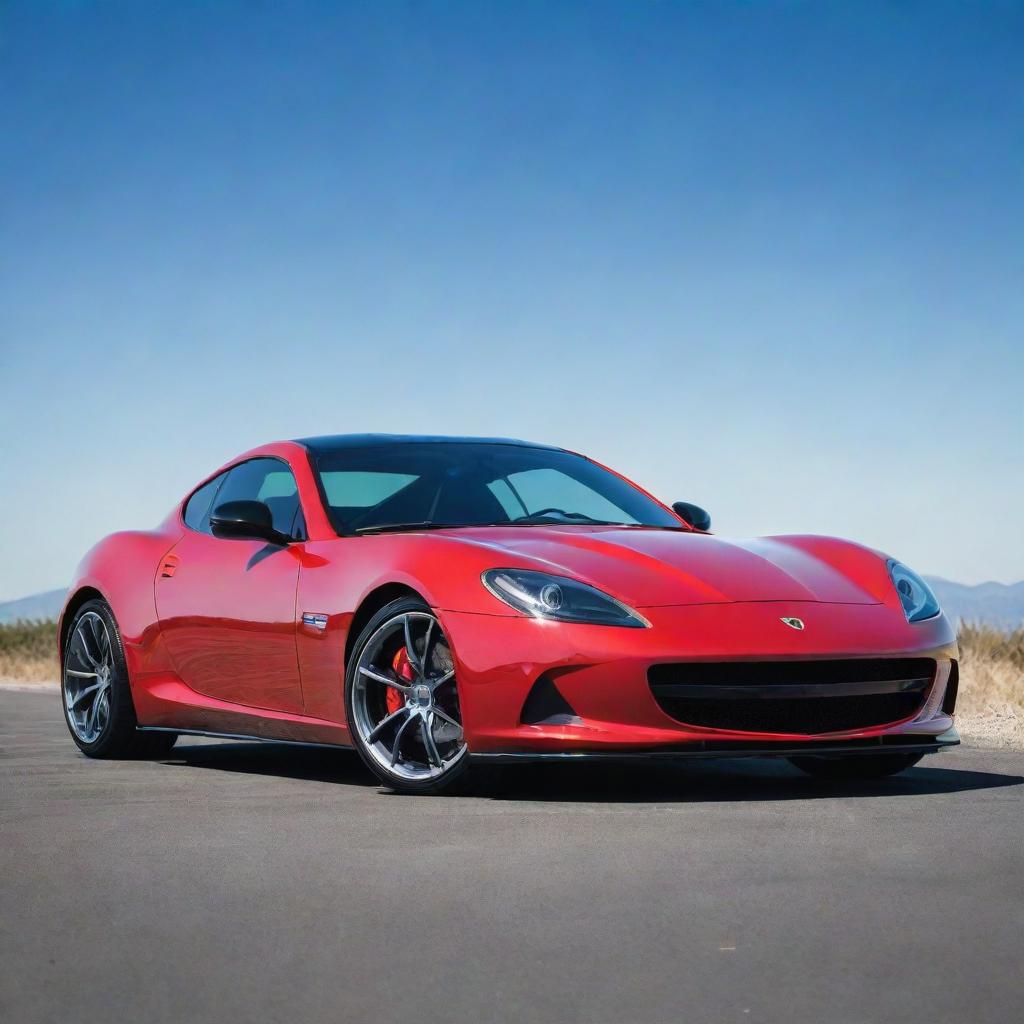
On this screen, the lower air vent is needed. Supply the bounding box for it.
[521,675,582,726]
[649,658,935,735]
[942,661,959,715]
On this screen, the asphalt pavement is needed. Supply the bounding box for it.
[2,688,1022,1024]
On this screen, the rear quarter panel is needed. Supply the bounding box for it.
[60,522,183,682]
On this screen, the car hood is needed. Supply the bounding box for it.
[443,526,890,607]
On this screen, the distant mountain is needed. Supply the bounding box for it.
[0,589,66,624]
[924,577,1024,630]
[0,578,1021,630]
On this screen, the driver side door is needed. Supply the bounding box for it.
[155,457,306,714]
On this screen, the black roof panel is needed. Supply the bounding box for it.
[295,433,560,455]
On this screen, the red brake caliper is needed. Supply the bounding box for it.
[387,646,416,715]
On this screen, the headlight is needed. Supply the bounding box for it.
[481,569,648,627]
[887,560,940,622]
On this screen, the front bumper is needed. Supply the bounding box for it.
[440,601,959,754]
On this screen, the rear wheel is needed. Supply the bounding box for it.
[345,597,469,794]
[787,752,924,780]
[61,599,176,759]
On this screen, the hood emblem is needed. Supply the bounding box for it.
[780,617,805,630]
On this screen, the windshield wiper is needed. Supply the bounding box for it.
[354,521,465,535]
[509,510,625,526]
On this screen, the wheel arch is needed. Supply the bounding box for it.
[59,586,107,659]
[344,582,427,672]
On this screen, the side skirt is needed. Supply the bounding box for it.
[137,725,353,752]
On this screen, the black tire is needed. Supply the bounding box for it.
[787,752,924,780]
[61,598,177,759]
[344,596,471,795]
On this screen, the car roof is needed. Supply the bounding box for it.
[293,433,562,455]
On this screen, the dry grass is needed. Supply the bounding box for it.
[0,619,58,683]
[955,624,1024,748]
[1,618,1021,746]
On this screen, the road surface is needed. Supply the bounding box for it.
[2,689,1022,1023]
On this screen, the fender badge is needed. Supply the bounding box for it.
[780,617,805,630]
[301,613,328,631]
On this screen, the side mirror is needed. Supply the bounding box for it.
[672,501,711,532]
[210,500,291,545]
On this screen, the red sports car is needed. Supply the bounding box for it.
[58,434,959,793]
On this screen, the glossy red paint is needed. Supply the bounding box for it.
[58,438,959,757]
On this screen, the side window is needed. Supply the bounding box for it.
[215,459,301,537]
[182,473,227,534]
[506,468,639,524]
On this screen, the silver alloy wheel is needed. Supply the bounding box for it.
[352,611,467,783]
[63,610,114,744]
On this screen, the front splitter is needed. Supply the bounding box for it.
[469,728,960,764]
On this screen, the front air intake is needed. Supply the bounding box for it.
[648,658,936,735]
[520,675,582,726]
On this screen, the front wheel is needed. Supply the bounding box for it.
[787,752,924,780]
[345,597,470,795]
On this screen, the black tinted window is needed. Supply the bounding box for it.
[215,458,301,537]
[313,444,681,534]
[183,473,227,534]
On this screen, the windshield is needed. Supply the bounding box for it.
[310,443,683,535]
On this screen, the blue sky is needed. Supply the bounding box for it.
[1,0,1022,601]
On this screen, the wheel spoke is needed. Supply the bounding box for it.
[390,712,417,767]
[84,694,99,735]
[99,632,111,668]
[90,615,110,665]
[421,618,435,676]
[75,627,101,671]
[88,616,109,669]
[359,666,411,692]
[368,706,408,744]
[403,615,421,676]
[70,680,106,706]
[430,706,461,731]
[93,691,109,732]
[66,669,99,679]
[430,668,455,689]
[421,713,443,767]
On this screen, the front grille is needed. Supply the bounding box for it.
[648,658,935,735]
